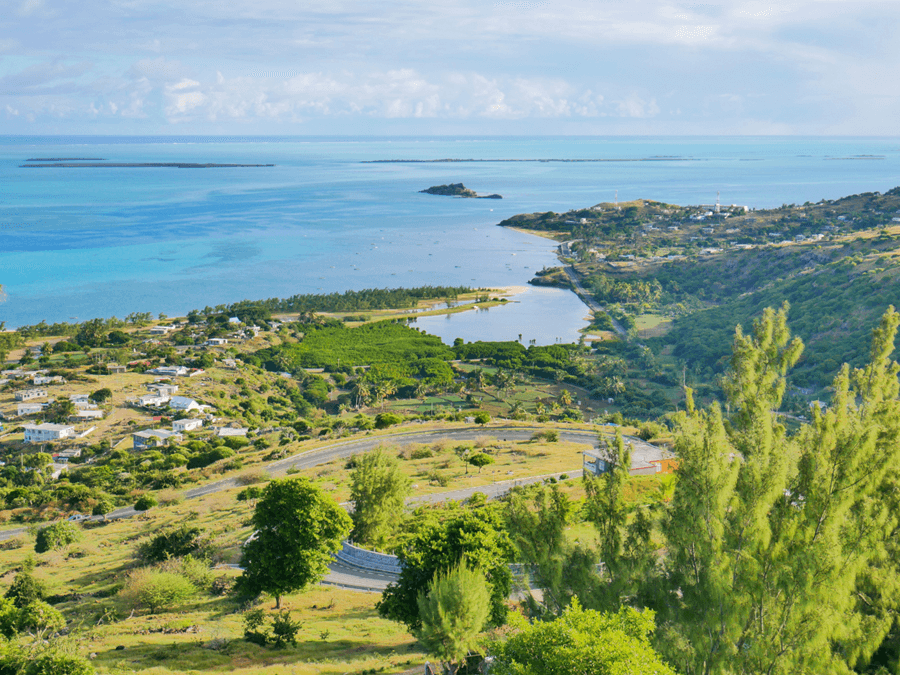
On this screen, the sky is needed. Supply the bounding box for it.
[2,0,899,136]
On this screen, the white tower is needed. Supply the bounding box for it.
[715,191,721,214]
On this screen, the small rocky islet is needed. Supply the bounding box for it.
[419,183,502,199]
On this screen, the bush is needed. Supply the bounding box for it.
[5,570,46,608]
[271,611,302,648]
[187,447,235,469]
[374,412,403,429]
[473,411,491,425]
[119,569,196,614]
[409,447,434,460]
[530,429,559,443]
[16,600,65,634]
[137,525,210,563]
[134,495,158,511]
[237,486,264,502]
[35,522,80,553]
[0,643,94,675]
[92,497,115,516]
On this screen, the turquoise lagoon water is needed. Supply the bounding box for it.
[2,136,900,341]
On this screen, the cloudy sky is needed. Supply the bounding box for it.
[2,0,898,135]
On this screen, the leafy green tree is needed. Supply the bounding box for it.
[349,448,411,549]
[488,599,676,675]
[473,411,490,425]
[34,522,79,553]
[237,477,351,608]
[467,452,494,474]
[378,508,513,630]
[90,388,112,403]
[416,562,491,675]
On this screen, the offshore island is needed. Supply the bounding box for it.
[420,183,502,198]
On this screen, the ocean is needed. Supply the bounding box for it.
[2,136,900,341]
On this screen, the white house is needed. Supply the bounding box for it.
[215,426,248,437]
[132,429,183,450]
[169,396,201,411]
[173,418,203,433]
[69,394,90,404]
[17,403,44,416]
[139,394,170,407]
[149,326,174,335]
[108,364,127,374]
[23,423,76,443]
[75,409,104,420]
[205,338,228,346]
[15,389,47,402]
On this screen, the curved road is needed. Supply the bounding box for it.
[0,425,606,591]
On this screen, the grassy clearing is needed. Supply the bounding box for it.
[634,314,673,338]
[298,436,591,502]
[0,481,426,675]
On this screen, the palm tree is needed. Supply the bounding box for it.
[557,389,573,408]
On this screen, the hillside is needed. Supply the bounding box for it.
[500,188,900,398]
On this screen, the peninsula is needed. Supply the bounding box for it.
[420,183,502,199]
[21,162,275,168]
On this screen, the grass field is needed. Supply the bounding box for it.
[1,486,426,675]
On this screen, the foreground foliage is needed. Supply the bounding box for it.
[416,562,491,675]
[489,599,675,675]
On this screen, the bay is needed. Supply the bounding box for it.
[2,136,900,338]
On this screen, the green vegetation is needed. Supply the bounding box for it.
[34,521,80,553]
[415,562,491,674]
[349,447,411,549]
[237,478,351,608]
[489,600,675,675]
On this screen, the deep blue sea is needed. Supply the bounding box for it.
[2,136,900,342]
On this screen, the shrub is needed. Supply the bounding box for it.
[4,570,46,608]
[137,525,210,563]
[530,429,559,443]
[16,600,65,634]
[270,611,302,648]
[243,608,269,645]
[92,497,114,516]
[409,446,434,460]
[374,412,402,429]
[235,470,269,486]
[119,569,196,614]
[134,495,158,511]
[237,486,264,502]
[473,411,491,425]
[35,522,80,553]
[186,447,235,469]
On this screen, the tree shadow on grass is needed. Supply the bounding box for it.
[91,635,418,673]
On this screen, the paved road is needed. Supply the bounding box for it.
[562,266,627,337]
[0,425,603,591]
